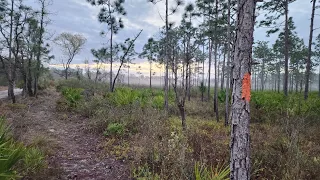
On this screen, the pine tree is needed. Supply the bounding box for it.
[87,0,126,92]
[230,0,261,179]
[304,0,318,99]
[259,0,297,96]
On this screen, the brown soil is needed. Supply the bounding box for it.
[1,89,130,180]
[0,86,7,91]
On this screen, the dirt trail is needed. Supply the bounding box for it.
[5,90,129,180]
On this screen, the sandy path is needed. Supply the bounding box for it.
[6,90,129,180]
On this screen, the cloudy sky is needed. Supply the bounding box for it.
[27,0,319,67]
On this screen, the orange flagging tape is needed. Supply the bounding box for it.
[242,73,251,102]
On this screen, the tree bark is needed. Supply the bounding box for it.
[221,47,226,90]
[208,40,212,101]
[8,80,15,103]
[202,43,205,102]
[225,0,231,127]
[178,104,186,131]
[261,59,265,91]
[65,67,68,79]
[277,60,281,93]
[149,61,152,89]
[188,64,191,101]
[230,0,257,179]
[7,0,15,103]
[283,0,289,96]
[304,0,316,100]
[34,0,45,97]
[109,3,114,92]
[164,0,169,111]
[27,56,33,96]
[214,0,219,122]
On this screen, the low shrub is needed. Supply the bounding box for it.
[104,123,125,137]
[194,161,230,180]
[151,95,164,109]
[21,148,47,177]
[0,117,47,179]
[56,79,107,95]
[61,87,83,108]
[0,117,25,179]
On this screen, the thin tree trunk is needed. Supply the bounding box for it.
[261,59,265,91]
[127,63,130,86]
[164,0,169,111]
[277,60,281,93]
[202,42,205,102]
[230,0,257,179]
[7,0,15,103]
[283,0,289,96]
[34,0,45,97]
[188,63,191,101]
[8,80,15,103]
[225,0,231,127]
[221,47,226,90]
[149,61,152,89]
[110,27,113,92]
[291,73,294,92]
[304,0,316,100]
[65,67,68,79]
[27,55,33,96]
[214,0,219,122]
[178,104,186,131]
[214,42,219,121]
[208,39,212,101]
[295,73,299,93]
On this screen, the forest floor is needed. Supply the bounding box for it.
[0,88,22,99]
[0,89,130,180]
[0,86,7,91]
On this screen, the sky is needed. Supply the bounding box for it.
[26,0,320,75]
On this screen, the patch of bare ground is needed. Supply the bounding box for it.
[0,86,7,91]
[1,89,130,180]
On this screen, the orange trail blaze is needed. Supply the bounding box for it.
[242,73,251,102]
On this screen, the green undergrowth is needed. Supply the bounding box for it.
[0,117,47,179]
[55,79,320,179]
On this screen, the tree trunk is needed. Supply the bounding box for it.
[208,40,212,101]
[34,0,45,97]
[304,0,316,100]
[27,56,33,96]
[8,80,15,103]
[225,0,231,127]
[188,63,191,101]
[149,61,152,89]
[213,0,219,122]
[65,67,68,79]
[214,42,219,121]
[178,104,186,131]
[283,0,289,96]
[7,0,15,103]
[164,0,169,111]
[230,0,257,179]
[261,60,265,91]
[221,47,226,90]
[295,73,299,93]
[277,60,281,93]
[110,25,113,92]
[290,73,294,92]
[202,43,205,102]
